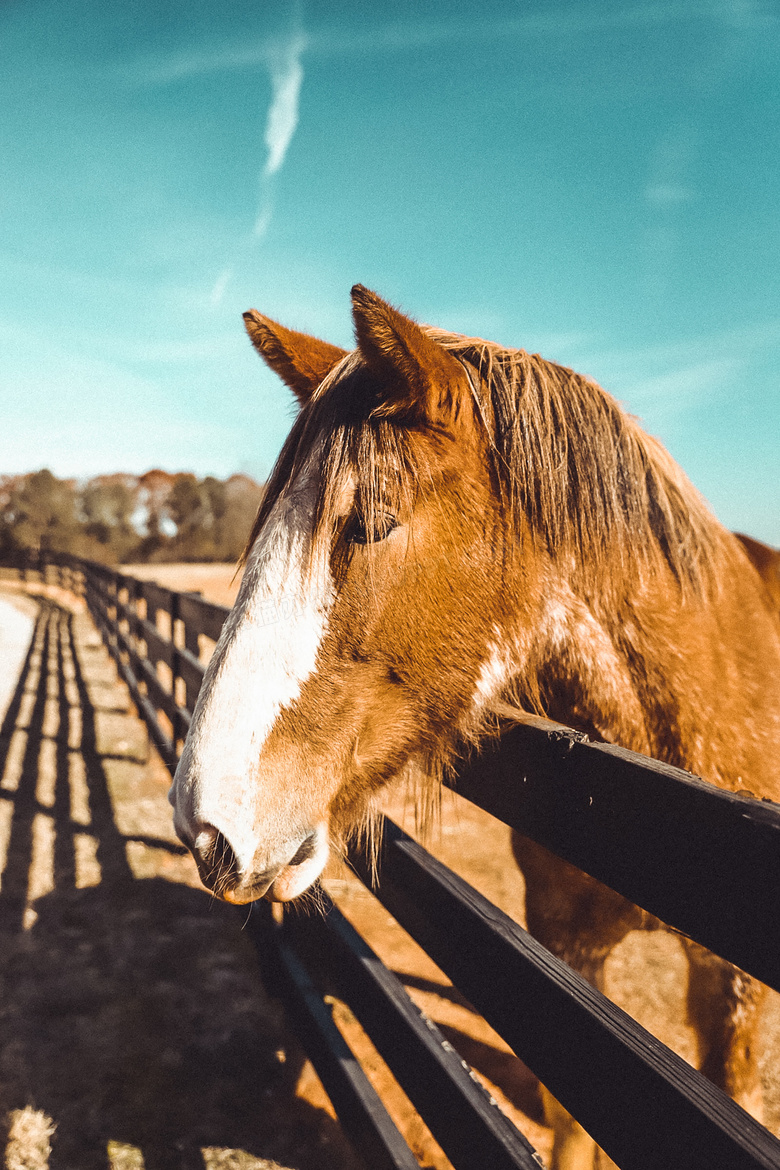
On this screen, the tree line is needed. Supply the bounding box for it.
[0,469,264,565]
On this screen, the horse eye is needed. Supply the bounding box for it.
[346,510,398,545]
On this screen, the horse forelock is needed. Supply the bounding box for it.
[241,351,423,573]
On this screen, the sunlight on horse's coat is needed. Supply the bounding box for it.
[471,637,516,716]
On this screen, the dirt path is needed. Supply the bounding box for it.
[0,585,361,1170]
[0,593,36,722]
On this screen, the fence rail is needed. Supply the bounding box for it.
[4,550,780,1170]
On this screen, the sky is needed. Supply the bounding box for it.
[1,0,778,543]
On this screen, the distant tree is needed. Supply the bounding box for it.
[0,467,263,566]
[161,473,260,562]
[79,474,139,563]
[165,473,203,560]
[135,469,175,561]
[220,474,264,561]
[0,469,79,555]
[0,475,24,557]
[200,476,228,558]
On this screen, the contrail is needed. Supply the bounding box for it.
[210,267,233,307]
[254,30,306,237]
[264,34,306,177]
[212,25,307,302]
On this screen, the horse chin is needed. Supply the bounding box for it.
[264,823,331,903]
[264,855,328,901]
[218,851,328,905]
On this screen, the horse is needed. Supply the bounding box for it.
[169,285,780,1169]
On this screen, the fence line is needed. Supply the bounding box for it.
[5,551,780,1170]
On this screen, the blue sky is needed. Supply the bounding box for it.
[1,0,778,542]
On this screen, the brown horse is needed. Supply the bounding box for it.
[170,286,780,1169]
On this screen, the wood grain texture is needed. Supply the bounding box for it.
[349,818,780,1170]
[448,715,780,991]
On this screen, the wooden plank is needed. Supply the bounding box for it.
[134,654,176,721]
[115,571,140,597]
[173,644,204,706]
[83,567,185,771]
[136,616,174,670]
[447,716,780,992]
[87,589,114,646]
[139,579,174,618]
[118,637,190,740]
[101,632,177,770]
[177,591,229,642]
[349,819,780,1170]
[286,894,542,1170]
[246,906,421,1170]
[112,593,147,648]
[110,621,183,729]
[81,558,115,589]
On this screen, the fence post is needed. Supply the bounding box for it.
[170,592,185,759]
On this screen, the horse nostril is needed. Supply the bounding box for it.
[288,832,317,866]
[193,827,239,893]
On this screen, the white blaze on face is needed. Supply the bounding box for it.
[171,465,334,873]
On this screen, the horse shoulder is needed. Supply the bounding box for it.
[531,584,652,754]
[531,560,780,801]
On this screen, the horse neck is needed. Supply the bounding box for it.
[494,533,780,792]
[493,518,728,761]
[498,551,659,755]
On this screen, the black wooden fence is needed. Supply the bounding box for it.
[5,550,780,1170]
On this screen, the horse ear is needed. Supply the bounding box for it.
[243,310,347,406]
[350,285,468,425]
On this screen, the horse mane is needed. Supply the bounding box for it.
[427,326,721,599]
[245,329,722,601]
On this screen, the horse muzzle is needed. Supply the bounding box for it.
[187,822,330,904]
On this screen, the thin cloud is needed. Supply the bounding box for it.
[645,183,696,205]
[252,30,306,237]
[264,35,305,177]
[210,267,233,307]
[123,5,755,88]
[126,44,274,87]
[583,318,780,374]
[622,357,741,405]
[571,319,780,422]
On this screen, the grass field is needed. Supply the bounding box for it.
[122,563,243,608]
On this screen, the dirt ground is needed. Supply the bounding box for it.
[2,564,779,1170]
[0,582,363,1170]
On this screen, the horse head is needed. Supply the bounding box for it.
[169,287,519,902]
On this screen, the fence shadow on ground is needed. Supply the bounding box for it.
[0,598,361,1170]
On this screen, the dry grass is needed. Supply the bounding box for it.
[4,1108,55,1170]
[121,564,243,608]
